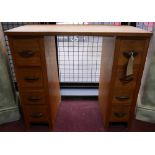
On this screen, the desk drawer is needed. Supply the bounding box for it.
[110,106,131,122]
[117,39,146,66]
[20,91,46,105]
[23,105,49,122]
[12,38,42,66]
[114,66,139,89]
[17,68,44,88]
[112,89,134,104]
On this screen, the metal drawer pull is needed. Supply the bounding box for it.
[115,96,129,100]
[30,112,43,118]
[120,75,134,82]
[18,50,35,58]
[24,76,39,81]
[123,51,138,58]
[114,112,127,118]
[28,96,41,102]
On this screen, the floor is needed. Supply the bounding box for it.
[0,99,155,132]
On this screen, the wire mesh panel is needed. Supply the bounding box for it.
[56,22,121,84]
[57,35,102,83]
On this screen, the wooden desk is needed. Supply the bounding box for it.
[5,25,152,129]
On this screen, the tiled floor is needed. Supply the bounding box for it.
[0,100,155,132]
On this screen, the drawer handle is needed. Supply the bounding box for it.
[123,51,138,58]
[18,50,35,58]
[114,112,127,118]
[30,112,44,118]
[28,96,41,102]
[115,96,129,100]
[120,75,134,83]
[24,76,39,81]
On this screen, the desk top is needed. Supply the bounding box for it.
[5,25,152,37]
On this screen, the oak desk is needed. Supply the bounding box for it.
[5,25,152,129]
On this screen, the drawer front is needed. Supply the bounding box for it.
[17,69,44,88]
[23,105,49,122]
[20,91,46,105]
[114,66,139,89]
[110,106,131,122]
[12,38,42,66]
[117,39,146,66]
[112,89,133,104]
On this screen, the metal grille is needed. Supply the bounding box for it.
[57,35,102,83]
[56,22,121,83]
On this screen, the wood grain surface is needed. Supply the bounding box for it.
[5,25,152,37]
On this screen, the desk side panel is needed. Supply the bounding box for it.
[99,37,115,126]
[44,36,61,126]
